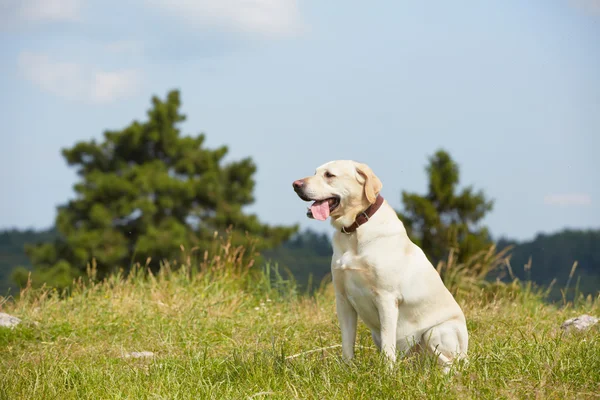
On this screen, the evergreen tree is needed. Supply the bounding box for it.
[397,149,493,264]
[13,90,297,288]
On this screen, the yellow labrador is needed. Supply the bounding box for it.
[292,160,468,372]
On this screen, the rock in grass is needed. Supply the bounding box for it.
[0,313,21,329]
[561,314,598,332]
[124,351,155,359]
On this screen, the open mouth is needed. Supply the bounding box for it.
[307,196,340,221]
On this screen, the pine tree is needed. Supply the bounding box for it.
[14,90,297,288]
[397,149,493,264]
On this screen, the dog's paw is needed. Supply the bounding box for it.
[340,354,356,368]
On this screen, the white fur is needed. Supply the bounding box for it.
[294,160,468,372]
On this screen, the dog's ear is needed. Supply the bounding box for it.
[355,162,383,204]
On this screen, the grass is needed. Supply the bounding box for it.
[1,238,599,399]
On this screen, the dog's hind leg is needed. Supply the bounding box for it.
[420,320,468,374]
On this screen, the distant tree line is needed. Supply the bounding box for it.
[496,230,600,300]
[3,226,598,299]
[0,228,58,294]
[267,227,600,299]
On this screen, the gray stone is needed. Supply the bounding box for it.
[561,314,598,331]
[0,312,21,329]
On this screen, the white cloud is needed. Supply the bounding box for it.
[0,0,81,24]
[18,51,142,104]
[145,0,306,37]
[544,193,592,206]
[91,70,142,103]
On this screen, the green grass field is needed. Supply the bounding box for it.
[1,243,599,399]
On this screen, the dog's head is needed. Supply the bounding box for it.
[292,160,383,227]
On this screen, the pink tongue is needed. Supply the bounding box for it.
[311,200,330,221]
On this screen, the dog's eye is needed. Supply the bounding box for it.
[324,171,335,178]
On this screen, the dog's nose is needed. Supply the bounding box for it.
[292,180,304,190]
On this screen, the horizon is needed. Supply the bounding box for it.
[1,0,599,242]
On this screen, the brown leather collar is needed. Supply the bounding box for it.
[341,195,384,234]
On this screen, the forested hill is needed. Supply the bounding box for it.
[0,228,58,294]
[496,229,600,297]
[263,228,600,297]
[1,227,599,298]
[261,229,333,292]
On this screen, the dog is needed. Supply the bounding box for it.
[292,160,468,372]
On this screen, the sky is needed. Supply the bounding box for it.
[0,0,599,242]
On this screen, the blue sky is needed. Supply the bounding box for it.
[1,0,599,241]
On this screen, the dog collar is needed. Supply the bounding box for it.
[341,195,384,234]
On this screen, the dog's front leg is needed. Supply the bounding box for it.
[376,293,399,369]
[335,293,357,362]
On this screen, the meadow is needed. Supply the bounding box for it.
[1,237,599,399]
